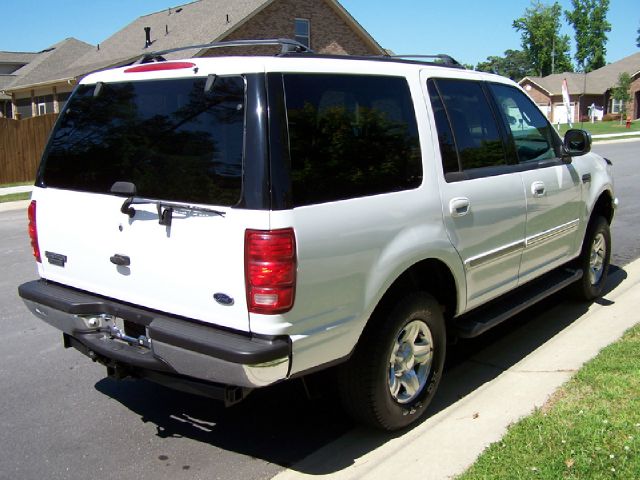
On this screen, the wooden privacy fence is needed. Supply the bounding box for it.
[0,113,58,184]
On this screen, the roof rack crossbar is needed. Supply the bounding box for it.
[135,38,313,64]
[388,54,463,67]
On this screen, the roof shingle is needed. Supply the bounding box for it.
[6,38,94,90]
[521,52,640,95]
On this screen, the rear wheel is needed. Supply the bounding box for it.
[337,293,446,431]
[572,216,611,300]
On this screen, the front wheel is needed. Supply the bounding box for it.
[572,215,611,300]
[337,293,446,431]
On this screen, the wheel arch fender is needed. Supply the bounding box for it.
[361,231,465,341]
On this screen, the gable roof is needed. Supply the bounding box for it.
[0,52,39,65]
[6,0,384,93]
[67,0,274,72]
[5,38,94,91]
[0,75,17,100]
[520,51,640,96]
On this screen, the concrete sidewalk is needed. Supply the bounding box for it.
[592,131,640,139]
[0,185,33,195]
[273,260,640,480]
[0,185,32,213]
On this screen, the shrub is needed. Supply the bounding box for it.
[602,113,622,122]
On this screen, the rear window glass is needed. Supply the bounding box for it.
[283,74,422,206]
[40,76,245,206]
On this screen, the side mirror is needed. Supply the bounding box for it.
[563,129,592,157]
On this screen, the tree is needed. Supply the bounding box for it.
[475,49,533,81]
[565,0,611,72]
[637,23,640,47]
[611,72,632,123]
[513,1,573,76]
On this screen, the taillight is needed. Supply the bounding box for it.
[245,228,296,314]
[28,200,41,263]
[124,62,196,73]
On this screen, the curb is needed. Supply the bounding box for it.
[272,259,640,480]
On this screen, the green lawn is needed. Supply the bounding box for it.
[0,192,31,203]
[557,120,640,137]
[458,324,640,480]
[0,181,33,188]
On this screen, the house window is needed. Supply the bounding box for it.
[38,102,47,115]
[610,98,622,114]
[295,18,310,48]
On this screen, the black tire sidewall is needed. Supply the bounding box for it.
[370,294,446,430]
[578,216,611,300]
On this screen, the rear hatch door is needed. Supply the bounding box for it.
[34,74,262,331]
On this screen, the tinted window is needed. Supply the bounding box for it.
[432,79,506,171]
[489,83,560,163]
[427,79,459,174]
[41,77,245,206]
[283,74,422,206]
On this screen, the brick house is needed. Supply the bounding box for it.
[2,0,384,119]
[520,51,640,124]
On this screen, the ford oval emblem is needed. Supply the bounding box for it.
[213,293,234,306]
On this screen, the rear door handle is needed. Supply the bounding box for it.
[110,254,131,267]
[531,181,546,197]
[449,197,470,217]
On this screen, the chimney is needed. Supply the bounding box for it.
[144,27,152,48]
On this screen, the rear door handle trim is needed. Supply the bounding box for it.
[531,181,546,197]
[449,197,470,217]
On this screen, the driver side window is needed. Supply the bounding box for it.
[489,84,560,163]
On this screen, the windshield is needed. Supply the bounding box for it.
[39,76,245,206]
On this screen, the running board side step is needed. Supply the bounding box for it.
[453,268,583,338]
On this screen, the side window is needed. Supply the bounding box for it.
[427,79,459,175]
[489,83,560,163]
[283,74,422,207]
[432,79,506,171]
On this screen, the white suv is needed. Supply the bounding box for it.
[19,40,616,430]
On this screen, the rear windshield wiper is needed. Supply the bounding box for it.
[110,181,225,226]
[120,197,225,226]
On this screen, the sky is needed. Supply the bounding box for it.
[0,0,638,68]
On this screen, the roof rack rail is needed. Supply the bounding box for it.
[388,54,464,68]
[135,38,313,64]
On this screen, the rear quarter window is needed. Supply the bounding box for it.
[40,76,245,206]
[283,74,422,206]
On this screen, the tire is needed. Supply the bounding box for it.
[337,293,446,431]
[572,215,611,300]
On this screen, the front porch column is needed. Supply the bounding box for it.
[53,86,59,114]
[11,93,18,119]
[31,90,37,117]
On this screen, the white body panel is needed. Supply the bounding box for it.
[518,164,582,284]
[33,187,268,331]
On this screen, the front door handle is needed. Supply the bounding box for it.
[531,181,546,197]
[450,197,470,217]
